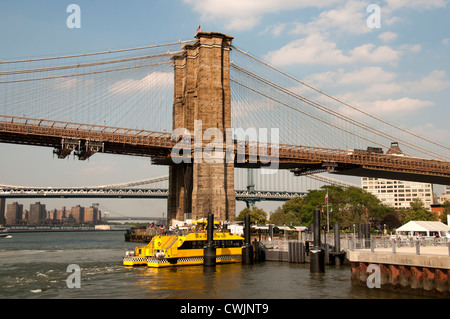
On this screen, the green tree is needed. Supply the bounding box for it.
[439,200,450,224]
[236,206,268,224]
[268,185,393,230]
[400,198,437,224]
[340,186,388,227]
[270,197,305,225]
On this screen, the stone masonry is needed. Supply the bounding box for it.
[167,32,236,223]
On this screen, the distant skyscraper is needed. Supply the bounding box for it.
[84,206,98,224]
[6,202,23,225]
[70,205,84,224]
[29,202,46,225]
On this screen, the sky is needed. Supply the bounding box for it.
[0,0,449,218]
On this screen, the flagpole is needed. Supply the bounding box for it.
[326,189,329,234]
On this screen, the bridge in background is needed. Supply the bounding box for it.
[0,170,356,206]
[0,186,305,202]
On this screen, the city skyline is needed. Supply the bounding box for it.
[3,200,102,225]
[0,1,448,217]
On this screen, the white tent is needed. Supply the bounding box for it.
[395,221,450,238]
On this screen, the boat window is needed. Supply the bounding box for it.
[178,240,205,250]
[178,239,243,250]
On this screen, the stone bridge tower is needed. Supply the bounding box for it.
[167,32,235,223]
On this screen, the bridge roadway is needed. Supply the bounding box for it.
[0,186,305,202]
[0,115,449,185]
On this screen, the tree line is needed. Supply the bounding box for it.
[236,186,445,232]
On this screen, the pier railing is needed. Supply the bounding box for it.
[261,233,355,251]
[348,237,450,257]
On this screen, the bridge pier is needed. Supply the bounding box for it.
[168,32,235,224]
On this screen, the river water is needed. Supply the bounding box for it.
[0,231,434,301]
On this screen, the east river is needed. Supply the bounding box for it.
[0,231,438,302]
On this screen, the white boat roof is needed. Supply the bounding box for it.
[396,221,450,233]
[253,225,307,231]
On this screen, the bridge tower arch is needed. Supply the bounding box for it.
[167,32,235,224]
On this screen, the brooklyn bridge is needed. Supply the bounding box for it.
[0,32,448,223]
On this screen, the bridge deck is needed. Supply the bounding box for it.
[0,115,448,184]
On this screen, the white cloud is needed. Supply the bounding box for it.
[259,23,288,37]
[264,33,401,66]
[442,38,450,46]
[350,97,434,116]
[404,70,450,92]
[305,68,449,117]
[385,0,448,11]
[183,0,339,31]
[307,67,397,88]
[399,43,421,53]
[381,0,448,26]
[378,31,398,42]
[108,72,173,94]
[264,33,349,65]
[331,69,450,101]
[291,0,369,35]
[349,43,401,64]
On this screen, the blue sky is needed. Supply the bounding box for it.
[0,0,449,217]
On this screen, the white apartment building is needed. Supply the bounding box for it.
[361,177,433,210]
[445,185,450,194]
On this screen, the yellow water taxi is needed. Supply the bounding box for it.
[123,219,244,267]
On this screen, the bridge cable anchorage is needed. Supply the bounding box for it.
[231,45,450,156]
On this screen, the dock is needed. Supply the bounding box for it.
[261,234,450,297]
[347,238,450,296]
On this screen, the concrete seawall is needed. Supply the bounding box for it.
[347,247,450,296]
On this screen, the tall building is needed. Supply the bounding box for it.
[29,202,47,225]
[445,186,450,194]
[438,193,450,204]
[55,206,66,222]
[70,205,84,224]
[0,198,5,225]
[6,202,23,225]
[361,178,433,210]
[84,206,97,224]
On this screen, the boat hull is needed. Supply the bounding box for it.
[123,225,245,268]
[123,253,242,268]
[123,255,242,268]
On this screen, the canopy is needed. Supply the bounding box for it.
[396,221,450,234]
[253,225,307,231]
[193,218,219,225]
